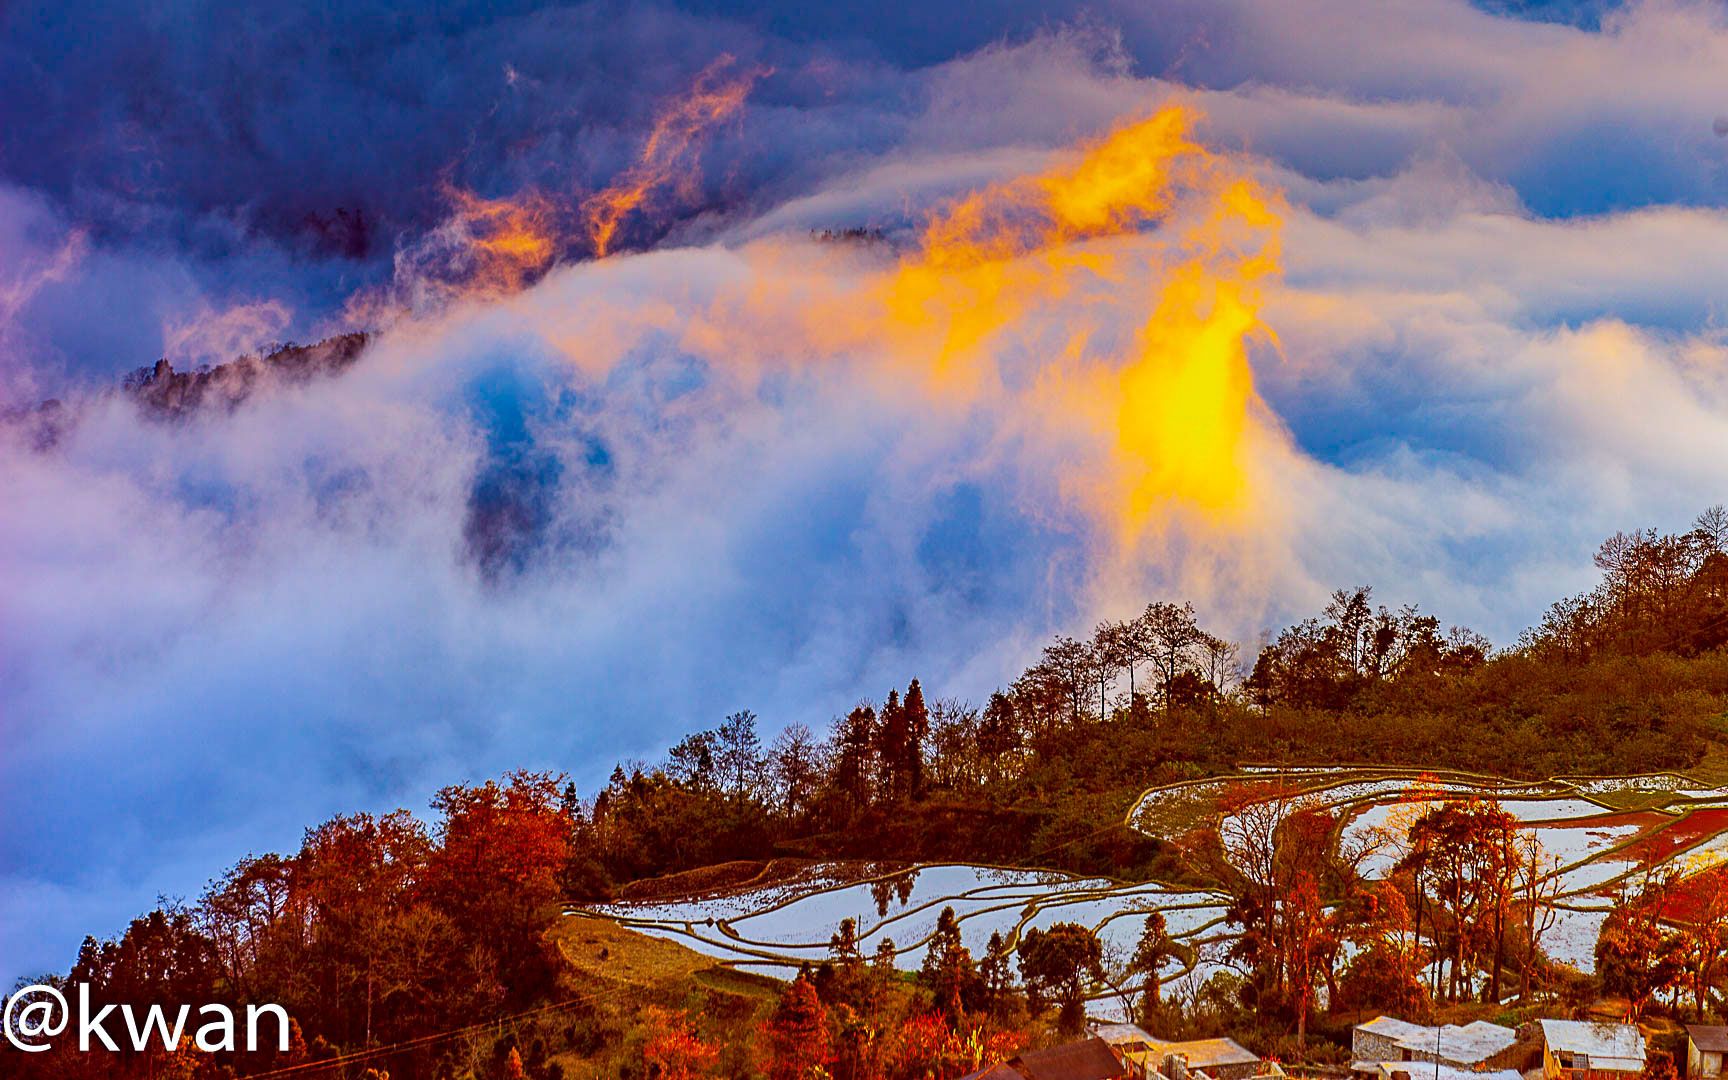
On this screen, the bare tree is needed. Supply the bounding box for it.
[1517,833,1560,1001]
[1197,633,1242,694]
[769,723,825,820]
[927,697,980,789]
[1695,504,1728,553]
[1139,601,1202,709]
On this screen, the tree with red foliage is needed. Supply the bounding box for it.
[427,770,572,1003]
[295,810,437,1047]
[1596,876,1687,1020]
[1678,866,1728,1017]
[891,1012,963,1080]
[1284,871,1327,1049]
[886,1012,1025,1080]
[764,971,833,1080]
[1398,799,1522,1002]
[1339,880,1426,1016]
[642,1007,721,1080]
[431,771,571,902]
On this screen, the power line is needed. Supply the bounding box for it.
[240,984,631,1079]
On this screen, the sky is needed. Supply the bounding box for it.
[6,0,1728,980]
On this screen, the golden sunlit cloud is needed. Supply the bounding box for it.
[870,106,1284,543]
[650,105,1284,561]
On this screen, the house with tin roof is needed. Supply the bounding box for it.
[964,1037,1128,1080]
[1539,1020,1646,1080]
[1352,1016,1523,1073]
[1086,1023,1270,1080]
[1091,1024,1157,1057]
[1687,1025,1728,1079]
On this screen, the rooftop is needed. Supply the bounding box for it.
[1689,1026,1728,1055]
[1540,1020,1646,1068]
[1359,1017,1435,1044]
[1092,1023,1156,1048]
[1356,1017,1518,1065]
[1362,1064,1522,1080]
[1015,1038,1127,1080]
[1141,1037,1261,1070]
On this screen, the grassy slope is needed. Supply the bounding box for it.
[541,915,783,1073]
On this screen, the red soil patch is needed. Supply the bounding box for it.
[1612,807,1728,867]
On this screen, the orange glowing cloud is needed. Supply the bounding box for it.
[377,103,1284,569]
[343,60,764,327]
[442,186,559,294]
[508,104,1287,564]
[851,105,1284,543]
[581,56,766,258]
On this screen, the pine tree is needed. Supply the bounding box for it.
[919,906,963,985]
[876,689,907,800]
[872,936,899,1003]
[981,931,1016,1010]
[1129,911,1185,1018]
[833,705,877,811]
[715,710,763,802]
[901,679,930,800]
[978,692,1019,780]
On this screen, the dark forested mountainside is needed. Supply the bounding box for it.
[2,333,372,451]
[120,334,372,418]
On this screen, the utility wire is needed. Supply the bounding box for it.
[240,984,631,1079]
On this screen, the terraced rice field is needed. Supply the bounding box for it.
[574,767,1728,990]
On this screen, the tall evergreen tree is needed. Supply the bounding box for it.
[901,679,930,800]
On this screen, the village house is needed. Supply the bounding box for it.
[1352,1016,1522,1073]
[1087,1024,1275,1080]
[1091,1024,1157,1058]
[968,1029,1280,1080]
[1688,1026,1728,1079]
[1011,1037,1131,1080]
[1539,1020,1646,1080]
[1141,1038,1264,1080]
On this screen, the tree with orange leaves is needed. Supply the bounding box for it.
[1284,870,1328,1049]
[1596,877,1687,1021]
[1339,879,1426,1016]
[1676,863,1728,1017]
[1397,798,1522,1002]
[1186,781,1390,1041]
[884,1012,1025,1080]
[763,970,833,1080]
[427,770,572,1004]
[642,1007,721,1080]
[891,1012,967,1080]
